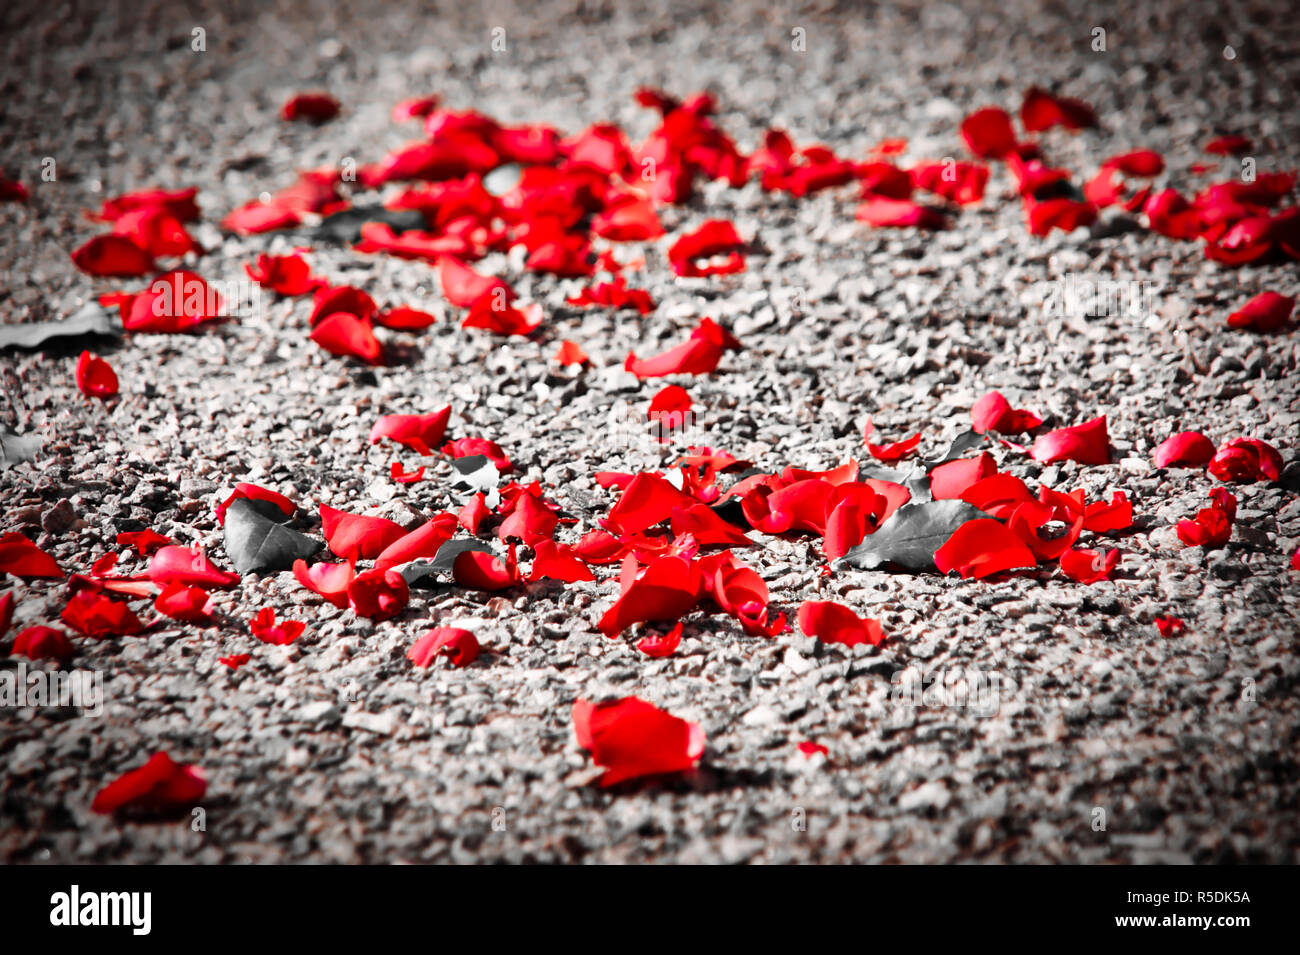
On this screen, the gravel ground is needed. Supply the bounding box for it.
[1,0,1299,863]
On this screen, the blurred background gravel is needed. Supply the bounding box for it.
[1,0,1298,862]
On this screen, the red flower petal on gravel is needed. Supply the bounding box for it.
[281,92,340,122]
[443,436,512,472]
[246,253,322,296]
[1020,87,1097,132]
[116,270,224,333]
[573,528,631,565]
[910,161,989,205]
[148,545,240,589]
[1060,547,1119,583]
[452,547,522,591]
[61,590,144,637]
[1176,507,1232,548]
[1007,500,1084,561]
[248,607,305,645]
[598,555,701,637]
[116,529,173,556]
[438,257,514,308]
[528,539,596,582]
[934,519,1038,579]
[219,653,251,669]
[392,94,440,123]
[1207,438,1282,483]
[70,235,154,277]
[390,462,425,484]
[220,199,302,235]
[555,340,589,366]
[215,483,296,524]
[374,306,438,330]
[459,494,492,535]
[1082,492,1133,533]
[0,533,64,579]
[90,187,200,223]
[864,422,922,462]
[1026,197,1098,236]
[636,623,683,658]
[12,626,74,663]
[154,582,214,623]
[855,196,949,229]
[796,600,884,647]
[408,626,480,668]
[739,480,830,535]
[1030,416,1111,466]
[625,336,721,378]
[605,472,695,536]
[292,559,354,609]
[960,107,1018,158]
[1152,431,1216,468]
[369,408,451,455]
[0,591,11,638]
[929,453,997,500]
[798,741,830,758]
[572,696,705,787]
[310,313,384,364]
[320,506,407,561]
[670,503,753,548]
[346,569,409,620]
[591,194,665,241]
[462,294,542,336]
[0,176,29,202]
[959,474,1034,520]
[667,220,746,277]
[375,514,459,572]
[92,752,206,815]
[649,384,691,422]
[1155,615,1186,637]
[1226,291,1295,332]
[1205,135,1252,156]
[971,391,1042,434]
[72,350,118,399]
[110,206,199,258]
[308,286,376,327]
[823,486,879,560]
[498,492,559,546]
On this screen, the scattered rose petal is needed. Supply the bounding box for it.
[572,696,705,787]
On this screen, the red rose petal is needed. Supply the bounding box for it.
[636,623,683,658]
[572,696,705,787]
[70,235,154,277]
[320,506,407,561]
[1152,431,1216,469]
[408,626,480,668]
[934,519,1038,579]
[1060,547,1119,583]
[12,626,74,663]
[971,391,1042,434]
[960,107,1018,158]
[369,407,451,456]
[310,313,384,364]
[1227,291,1295,332]
[148,545,239,589]
[281,92,340,122]
[92,752,206,815]
[0,533,64,579]
[346,569,409,620]
[1030,416,1111,466]
[796,600,884,647]
[292,559,355,609]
